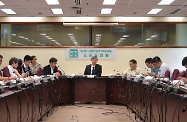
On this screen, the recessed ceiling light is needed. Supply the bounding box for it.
[103,0,116,5]
[147,8,162,14]
[45,0,59,5]
[40,33,46,36]
[101,8,112,14]
[158,0,174,5]
[1,9,16,14]
[51,8,63,14]
[122,35,129,37]
[0,1,5,5]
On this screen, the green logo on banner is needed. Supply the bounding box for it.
[69,49,78,58]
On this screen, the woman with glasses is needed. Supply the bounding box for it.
[30,55,42,75]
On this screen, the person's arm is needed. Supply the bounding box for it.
[13,69,23,78]
[177,77,187,83]
[0,76,17,81]
[84,65,88,75]
[43,66,49,75]
[137,68,143,75]
[122,69,128,76]
[97,65,102,77]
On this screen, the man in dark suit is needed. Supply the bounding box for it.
[84,56,102,77]
[22,55,32,76]
[44,57,60,76]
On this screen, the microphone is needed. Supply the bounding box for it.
[113,70,123,75]
[57,66,65,75]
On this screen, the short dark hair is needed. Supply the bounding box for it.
[152,56,162,63]
[9,57,18,65]
[182,56,187,66]
[0,55,3,58]
[23,55,31,62]
[49,57,57,63]
[145,58,153,64]
[129,59,137,64]
[31,55,36,60]
[91,56,98,60]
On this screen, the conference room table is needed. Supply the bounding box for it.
[0,76,187,122]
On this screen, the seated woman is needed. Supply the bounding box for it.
[16,59,26,77]
[29,55,42,75]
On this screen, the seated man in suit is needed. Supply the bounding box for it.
[0,55,17,81]
[84,56,102,77]
[44,57,60,76]
[22,55,32,76]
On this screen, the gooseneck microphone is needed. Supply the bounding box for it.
[57,66,65,75]
[113,70,123,75]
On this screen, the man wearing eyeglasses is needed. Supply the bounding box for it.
[44,57,60,76]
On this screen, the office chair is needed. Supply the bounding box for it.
[171,69,179,80]
[3,66,11,77]
[37,68,44,76]
[164,70,170,79]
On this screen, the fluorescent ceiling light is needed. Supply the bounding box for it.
[103,0,116,5]
[101,8,112,14]
[0,1,5,5]
[45,0,59,5]
[147,9,162,14]
[158,0,174,5]
[51,8,63,14]
[1,9,16,14]
[64,22,118,26]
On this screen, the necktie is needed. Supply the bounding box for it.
[91,67,95,75]
[25,66,29,76]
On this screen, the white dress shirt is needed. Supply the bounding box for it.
[158,62,171,77]
[90,65,95,75]
[8,65,16,77]
[51,66,54,74]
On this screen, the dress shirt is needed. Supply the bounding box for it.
[51,66,54,74]
[29,63,42,75]
[158,62,171,77]
[23,63,30,76]
[91,65,95,75]
[151,68,159,75]
[8,65,16,76]
[123,67,143,76]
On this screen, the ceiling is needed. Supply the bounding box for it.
[0,0,187,17]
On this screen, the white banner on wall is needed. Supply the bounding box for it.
[66,48,116,59]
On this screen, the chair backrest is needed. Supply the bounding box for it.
[3,66,11,77]
[164,70,170,79]
[37,68,44,76]
[171,69,179,80]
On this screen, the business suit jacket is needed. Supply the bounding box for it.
[84,64,102,77]
[44,65,58,75]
